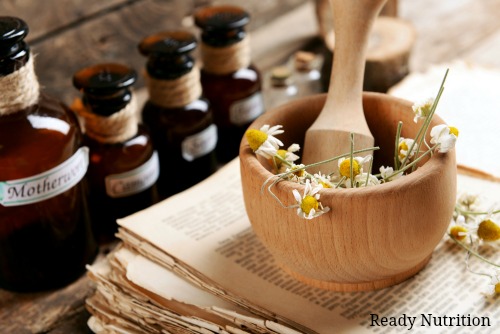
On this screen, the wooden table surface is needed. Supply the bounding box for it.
[2,0,500,332]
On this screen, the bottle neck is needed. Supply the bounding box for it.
[145,66,202,109]
[72,94,138,144]
[0,53,40,116]
[200,35,251,75]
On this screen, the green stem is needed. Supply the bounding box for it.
[383,145,436,181]
[349,133,354,188]
[400,69,449,171]
[449,234,500,268]
[410,69,449,172]
[455,206,500,216]
[394,121,403,170]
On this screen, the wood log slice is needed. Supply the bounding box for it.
[321,17,416,93]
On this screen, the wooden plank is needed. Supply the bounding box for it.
[0,273,95,333]
[399,0,500,71]
[4,0,308,105]
[0,0,127,41]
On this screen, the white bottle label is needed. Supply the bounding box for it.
[181,124,218,162]
[105,151,160,198]
[0,147,89,207]
[229,92,265,126]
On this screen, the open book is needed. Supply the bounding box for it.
[86,158,499,334]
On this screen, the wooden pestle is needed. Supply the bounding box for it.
[302,0,388,173]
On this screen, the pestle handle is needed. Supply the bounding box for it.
[302,0,387,170]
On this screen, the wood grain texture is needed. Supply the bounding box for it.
[0,273,95,333]
[0,0,128,41]
[240,93,457,291]
[399,0,500,71]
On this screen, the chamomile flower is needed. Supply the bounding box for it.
[398,137,417,162]
[449,215,468,241]
[284,163,307,182]
[353,173,380,187]
[477,218,500,242]
[338,156,372,179]
[412,97,434,123]
[457,192,480,210]
[430,124,459,153]
[313,172,333,188]
[490,271,500,295]
[245,125,284,159]
[273,144,300,172]
[292,179,330,219]
[379,166,403,182]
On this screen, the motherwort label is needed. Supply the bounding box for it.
[0,147,89,207]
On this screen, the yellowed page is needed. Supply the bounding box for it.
[117,159,499,333]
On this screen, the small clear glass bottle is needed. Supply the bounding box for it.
[292,51,323,98]
[264,66,298,111]
[194,5,264,163]
[138,31,218,198]
[72,63,160,244]
[0,17,97,292]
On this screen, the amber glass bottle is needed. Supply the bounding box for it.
[72,63,159,244]
[194,5,264,163]
[0,17,97,292]
[139,31,218,198]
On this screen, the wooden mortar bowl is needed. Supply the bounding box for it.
[239,92,456,291]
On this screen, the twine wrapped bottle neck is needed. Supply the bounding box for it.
[145,66,203,109]
[73,94,138,144]
[0,54,40,116]
[200,36,251,75]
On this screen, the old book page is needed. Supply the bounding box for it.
[87,246,296,334]
[115,159,499,334]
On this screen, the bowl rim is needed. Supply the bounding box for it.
[240,92,454,198]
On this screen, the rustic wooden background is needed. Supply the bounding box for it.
[1,0,303,105]
[2,0,500,332]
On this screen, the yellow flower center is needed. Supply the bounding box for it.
[301,195,319,215]
[398,141,409,160]
[495,283,500,294]
[277,149,287,159]
[290,165,305,177]
[477,219,500,241]
[245,129,268,151]
[339,159,360,178]
[450,226,467,241]
[320,181,331,188]
[449,126,459,137]
[271,149,287,170]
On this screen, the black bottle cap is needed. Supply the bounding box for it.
[138,31,197,80]
[0,16,28,57]
[194,6,250,47]
[73,63,137,116]
[138,31,196,57]
[194,5,250,32]
[73,63,137,95]
[0,17,30,74]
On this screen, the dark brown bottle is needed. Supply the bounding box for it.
[194,5,264,163]
[72,63,160,244]
[0,17,97,292]
[139,31,218,198]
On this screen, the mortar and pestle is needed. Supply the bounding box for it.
[239,0,456,291]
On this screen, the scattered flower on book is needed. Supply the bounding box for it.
[449,194,500,296]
